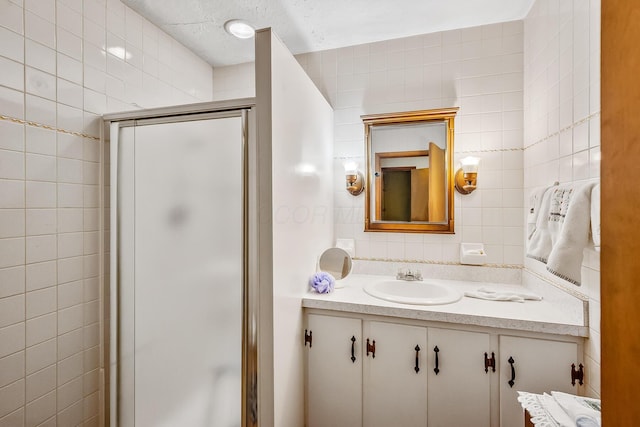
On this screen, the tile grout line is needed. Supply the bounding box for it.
[0,115,100,141]
[353,256,522,269]
[523,111,600,151]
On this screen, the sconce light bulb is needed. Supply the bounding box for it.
[459,156,480,173]
[343,161,359,174]
[455,157,480,195]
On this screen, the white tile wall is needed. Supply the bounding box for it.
[293,22,525,266]
[0,0,213,424]
[523,0,601,398]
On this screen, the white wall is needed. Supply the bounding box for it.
[523,0,601,398]
[0,0,213,424]
[295,22,525,266]
[255,29,334,427]
[212,62,255,101]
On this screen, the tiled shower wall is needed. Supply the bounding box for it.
[295,21,526,266]
[523,0,601,397]
[0,0,213,425]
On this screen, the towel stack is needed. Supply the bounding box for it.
[526,182,598,286]
[518,391,601,427]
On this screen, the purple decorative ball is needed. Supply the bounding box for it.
[309,272,336,294]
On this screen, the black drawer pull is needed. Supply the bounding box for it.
[351,336,356,363]
[508,356,516,387]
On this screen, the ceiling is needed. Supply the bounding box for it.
[122,0,535,67]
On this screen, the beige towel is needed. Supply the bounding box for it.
[546,183,597,285]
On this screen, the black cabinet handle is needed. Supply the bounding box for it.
[304,329,312,347]
[350,336,356,363]
[366,338,376,358]
[433,346,440,375]
[508,356,516,388]
[414,345,421,373]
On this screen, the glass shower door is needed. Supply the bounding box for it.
[115,114,244,427]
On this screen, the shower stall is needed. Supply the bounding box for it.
[105,99,257,427]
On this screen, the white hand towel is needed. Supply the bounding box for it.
[527,185,554,239]
[590,184,601,251]
[546,183,597,285]
[464,287,542,303]
[526,187,554,263]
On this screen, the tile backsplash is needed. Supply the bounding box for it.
[294,21,525,266]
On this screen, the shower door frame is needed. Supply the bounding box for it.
[104,98,258,427]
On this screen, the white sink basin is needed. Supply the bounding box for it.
[363,279,462,305]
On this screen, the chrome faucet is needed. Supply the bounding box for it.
[396,268,423,281]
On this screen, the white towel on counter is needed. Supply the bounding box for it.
[546,182,597,286]
[464,287,542,303]
[590,184,601,251]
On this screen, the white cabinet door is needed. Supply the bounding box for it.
[427,327,492,427]
[499,336,579,427]
[363,321,428,427]
[306,314,362,427]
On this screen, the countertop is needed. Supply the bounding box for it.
[302,274,588,337]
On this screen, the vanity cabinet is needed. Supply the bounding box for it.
[305,311,584,427]
[426,327,491,427]
[305,314,362,427]
[306,314,495,427]
[362,321,428,427]
[499,336,580,427]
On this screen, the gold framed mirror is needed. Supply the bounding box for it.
[362,107,458,233]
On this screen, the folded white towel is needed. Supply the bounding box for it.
[546,183,597,285]
[551,391,601,427]
[464,287,542,303]
[590,184,600,251]
[541,393,574,427]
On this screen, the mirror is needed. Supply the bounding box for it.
[318,248,353,281]
[362,108,458,233]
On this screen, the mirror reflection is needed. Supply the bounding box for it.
[318,247,353,280]
[362,108,458,233]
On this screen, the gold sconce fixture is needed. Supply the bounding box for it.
[454,156,480,194]
[344,161,365,196]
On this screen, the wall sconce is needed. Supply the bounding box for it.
[344,161,364,196]
[454,156,480,194]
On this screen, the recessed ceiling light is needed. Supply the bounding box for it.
[224,19,255,39]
